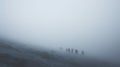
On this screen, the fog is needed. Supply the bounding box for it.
[0,0,120,64]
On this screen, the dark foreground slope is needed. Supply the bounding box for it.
[0,40,119,67]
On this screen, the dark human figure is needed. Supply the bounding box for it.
[81,50,84,55]
[68,48,71,53]
[66,48,70,53]
[75,49,78,54]
[71,48,74,53]
[66,48,68,52]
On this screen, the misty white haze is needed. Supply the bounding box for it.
[0,0,120,64]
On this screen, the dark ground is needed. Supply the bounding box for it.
[0,39,119,67]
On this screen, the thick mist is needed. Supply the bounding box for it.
[0,0,120,64]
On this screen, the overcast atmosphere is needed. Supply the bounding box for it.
[0,0,120,64]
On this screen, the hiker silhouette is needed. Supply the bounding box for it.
[81,50,84,55]
[75,49,78,54]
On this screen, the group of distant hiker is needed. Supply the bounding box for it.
[59,47,85,55]
[65,48,84,55]
[66,48,78,54]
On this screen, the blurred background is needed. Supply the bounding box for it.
[0,0,120,64]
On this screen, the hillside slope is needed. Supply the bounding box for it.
[0,40,119,67]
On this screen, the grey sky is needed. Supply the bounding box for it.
[0,0,120,63]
